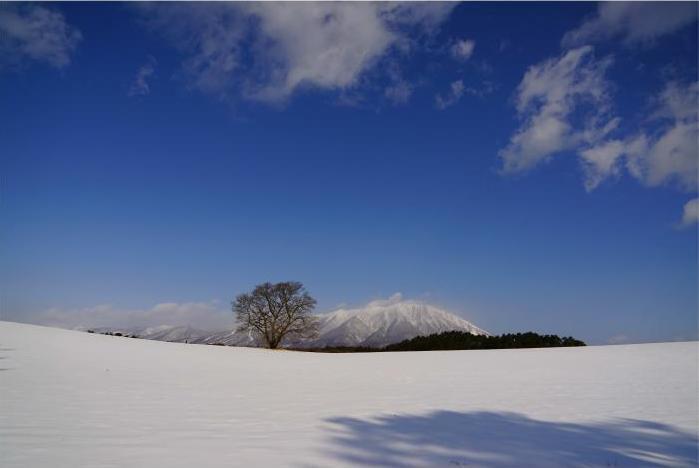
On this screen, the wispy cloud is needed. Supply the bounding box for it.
[450,38,475,61]
[128,55,157,97]
[562,2,698,48]
[499,46,615,174]
[435,80,465,110]
[679,198,699,228]
[0,4,81,69]
[582,80,698,192]
[139,3,455,104]
[366,292,404,308]
[500,44,698,217]
[384,79,413,105]
[500,4,698,221]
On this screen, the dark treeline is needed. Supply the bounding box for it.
[384,331,586,352]
[292,331,586,353]
[88,330,139,339]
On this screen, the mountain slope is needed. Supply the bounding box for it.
[308,299,488,347]
[90,325,210,343]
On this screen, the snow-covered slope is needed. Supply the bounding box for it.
[1,321,697,468]
[89,299,488,348]
[309,299,488,347]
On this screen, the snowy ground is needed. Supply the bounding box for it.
[1,321,697,467]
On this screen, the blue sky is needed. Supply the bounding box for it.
[1,2,697,344]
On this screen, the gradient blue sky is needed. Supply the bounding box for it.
[2,2,697,344]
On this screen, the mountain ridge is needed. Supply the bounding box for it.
[85,298,488,348]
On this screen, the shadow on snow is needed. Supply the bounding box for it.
[321,410,698,467]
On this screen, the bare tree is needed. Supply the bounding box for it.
[233,281,318,349]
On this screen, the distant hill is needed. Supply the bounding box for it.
[86,298,488,348]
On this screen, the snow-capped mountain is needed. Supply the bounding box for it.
[307,297,488,347]
[87,297,488,348]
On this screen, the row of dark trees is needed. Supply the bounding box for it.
[384,331,586,352]
[294,332,585,353]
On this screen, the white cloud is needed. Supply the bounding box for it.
[366,292,404,308]
[679,198,699,227]
[384,79,413,105]
[0,5,81,68]
[128,55,157,97]
[435,79,465,110]
[245,3,393,102]
[499,46,615,174]
[562,2,698,48]
[584,81,698,192]
[635,81,699,191]
[140,3,455,103]
[500,43,698,203]
[28,301,233,331]
[627,124,697,191]
[579,139,626,191]
[451,39,475,60]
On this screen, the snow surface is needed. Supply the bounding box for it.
[1,321,697,467]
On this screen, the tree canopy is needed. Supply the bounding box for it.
[233,281,318,349]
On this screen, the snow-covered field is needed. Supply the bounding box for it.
[1,321,697,467]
